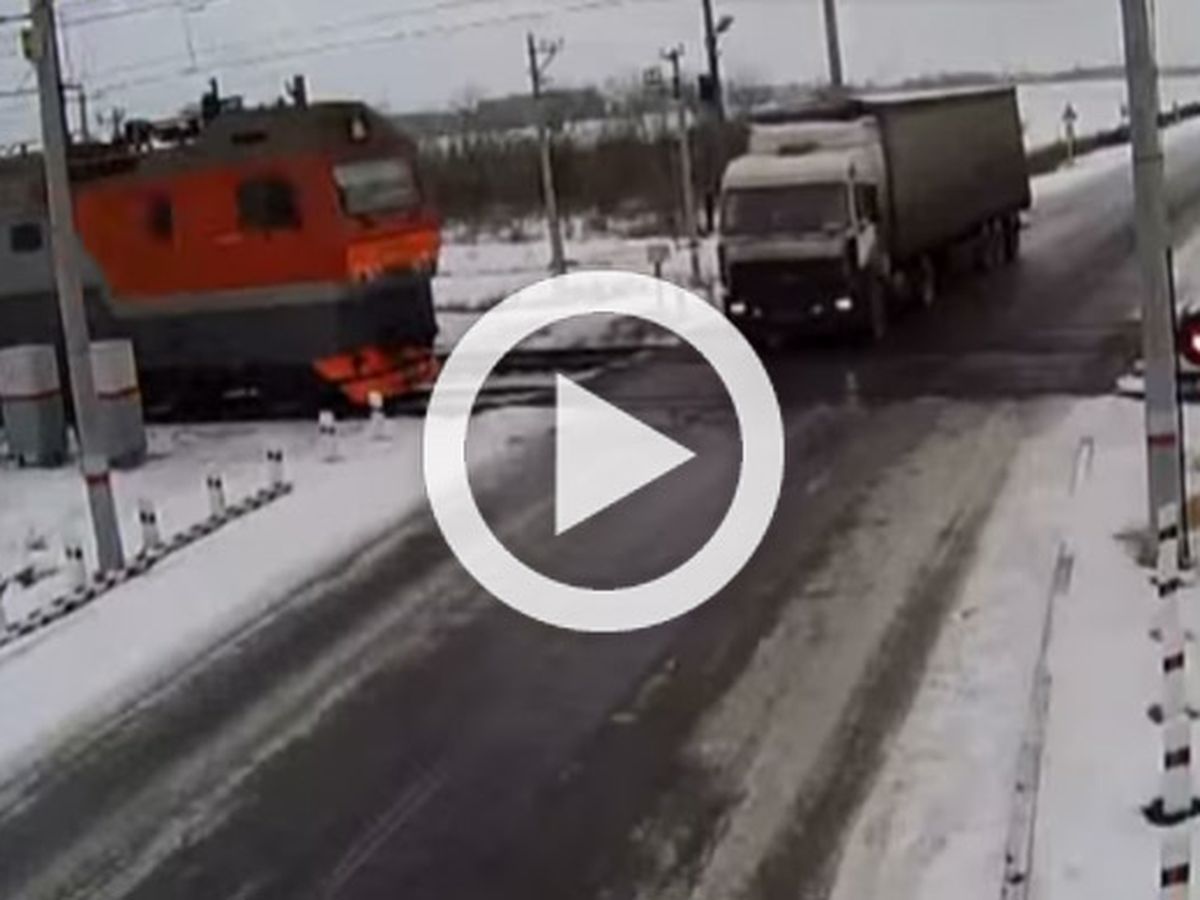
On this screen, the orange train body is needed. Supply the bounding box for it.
[0,95,442,406]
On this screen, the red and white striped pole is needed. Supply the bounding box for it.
[1163,829,1191,899]
[1157,502,1195,837]
[1163,718,1193,824]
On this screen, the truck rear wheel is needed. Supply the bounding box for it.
[1002,216,1021,263]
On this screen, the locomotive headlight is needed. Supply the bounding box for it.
[349,114,370,143]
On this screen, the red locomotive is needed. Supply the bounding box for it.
[0,82,440,408]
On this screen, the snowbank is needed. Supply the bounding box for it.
[826,398,1115,899]
[0,407,550,784]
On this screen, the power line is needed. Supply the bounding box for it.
[88,0,681,97]
[58,0,209,26]
[84,0,549,82]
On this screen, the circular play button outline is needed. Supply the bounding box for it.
[423,270,784,633]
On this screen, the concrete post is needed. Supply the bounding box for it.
[26,0,124,571]
[1119,0,1188,567]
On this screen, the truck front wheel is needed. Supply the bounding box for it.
[1002,216,1021,263]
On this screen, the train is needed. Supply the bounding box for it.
[0,83,441,410]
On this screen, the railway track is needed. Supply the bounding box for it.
[138,344,656,424]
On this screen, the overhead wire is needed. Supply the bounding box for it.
[86,0,685,97]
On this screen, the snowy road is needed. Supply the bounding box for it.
[4,128,1200,900]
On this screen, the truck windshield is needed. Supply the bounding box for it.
[722,185,848,236]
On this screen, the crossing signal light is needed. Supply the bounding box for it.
[1178,313,1200,367]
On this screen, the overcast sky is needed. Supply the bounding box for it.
[0,0,1196,143]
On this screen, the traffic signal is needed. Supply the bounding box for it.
[1178,312,1200,367]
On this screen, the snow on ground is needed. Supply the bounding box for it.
[0,405,551,783]
[826,398,1092,899]
[827,143,1200,900]
[435,228,717,316]
[827,393,1200,900]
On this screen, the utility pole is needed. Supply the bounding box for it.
[662,46,702,286]
[700,0,723,121]
[1118,0,1188,565]
[526,31,566,276]
[76,85,88,142]
[820,0,844,88]
[25,0,125,572]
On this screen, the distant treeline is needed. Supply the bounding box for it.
[419,122,748,229]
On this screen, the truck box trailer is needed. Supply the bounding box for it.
[718,87,1031,340]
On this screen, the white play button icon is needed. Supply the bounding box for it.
[424,271,784,632]
[554,374,696,535]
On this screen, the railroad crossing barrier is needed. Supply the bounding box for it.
[0,344,66,467]
[91,340,146,468]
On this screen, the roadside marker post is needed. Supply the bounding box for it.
[1062,103,1078,166]
[137,498,162,557]
[206,474,227,522]
[63,541,85,593]
[318,410,340,462]
[368,391,388,441]
[267,448,286,489]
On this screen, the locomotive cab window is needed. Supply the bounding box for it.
[334,159,417,216]
[147,196,174,240]
[9,222,43,254]
[237,177,301,231]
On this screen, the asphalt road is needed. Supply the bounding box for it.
[4,135,1200,900]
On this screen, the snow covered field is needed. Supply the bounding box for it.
[1018,75,1200,150]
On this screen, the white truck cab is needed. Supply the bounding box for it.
[719,118,891,336]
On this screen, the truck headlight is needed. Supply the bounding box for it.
[835,296,854,312]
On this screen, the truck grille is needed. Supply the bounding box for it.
[729,259,847,308]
